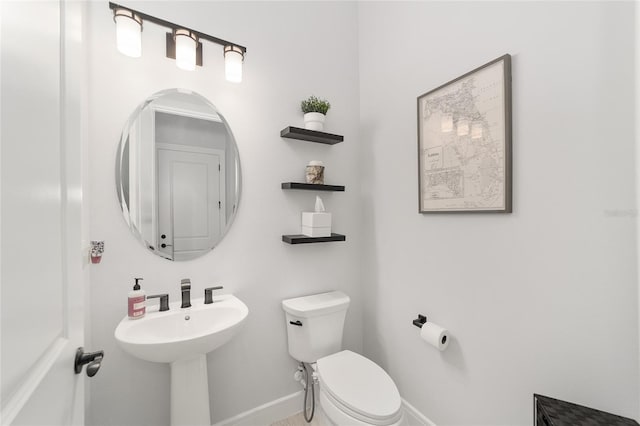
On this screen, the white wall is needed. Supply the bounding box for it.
[87,2,361,425]
[358,2,638,425]
[87,2,640,425]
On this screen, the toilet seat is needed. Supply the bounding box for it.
[317,350,403,425]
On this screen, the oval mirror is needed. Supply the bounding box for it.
[116,89,241,261]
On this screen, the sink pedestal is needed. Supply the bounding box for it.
[171,355,211,426]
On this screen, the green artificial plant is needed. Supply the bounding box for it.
[301,95,331,115]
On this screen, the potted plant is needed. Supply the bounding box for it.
[301,95,331,131]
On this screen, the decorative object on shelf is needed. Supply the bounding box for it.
[417,54,512,213]
[108,2,246,82]
[301,196,331,237]
[305,160,325,184]
[90,240,104,264]
[280,127,343,145]
[301,95,331,131]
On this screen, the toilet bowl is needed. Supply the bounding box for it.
[282,291,405,426]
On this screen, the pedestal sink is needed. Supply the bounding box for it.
[115,294,248,426]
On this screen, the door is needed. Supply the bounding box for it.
[157,146,224,261]
[1,1,87,424]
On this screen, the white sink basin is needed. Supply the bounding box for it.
[115,294,248,363]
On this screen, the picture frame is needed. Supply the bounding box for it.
[417,54,512,213]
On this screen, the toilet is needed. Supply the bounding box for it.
[282,291,405,426]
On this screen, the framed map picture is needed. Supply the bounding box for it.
[417,54,512,213]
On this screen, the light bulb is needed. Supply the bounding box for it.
[175,29,197,71]
[224,45,244,83]
[114,9,142,58]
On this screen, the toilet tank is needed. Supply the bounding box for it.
[282,291,350,363]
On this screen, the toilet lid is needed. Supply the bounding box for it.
[317,350,402,423]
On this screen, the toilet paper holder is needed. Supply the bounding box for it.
[412,314,427,328]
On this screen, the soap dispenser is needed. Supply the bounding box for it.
[128,277,146,319]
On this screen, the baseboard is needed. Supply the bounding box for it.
[212,391,436,426]
[212,391,303,426]
[402,398,436,426]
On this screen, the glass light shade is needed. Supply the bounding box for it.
[114,10,142,58]
[224,46,244,83]
[175,29,197,71]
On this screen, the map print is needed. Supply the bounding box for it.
[419,59,508,212]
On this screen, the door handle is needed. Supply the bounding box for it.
[74,347,104,377]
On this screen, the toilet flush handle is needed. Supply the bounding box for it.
[289,320,303,326]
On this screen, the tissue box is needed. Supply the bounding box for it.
[301,212,332,237]
[302,212,332,228]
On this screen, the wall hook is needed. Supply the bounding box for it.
[412,314,427,328]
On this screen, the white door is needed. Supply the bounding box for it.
[157,147,223,261]
[1,1,89,424]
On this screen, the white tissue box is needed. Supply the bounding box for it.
[301,212,332,228]
[301,212,332,237]
[301,226,331,238]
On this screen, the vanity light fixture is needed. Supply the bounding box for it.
[109,2,247,82]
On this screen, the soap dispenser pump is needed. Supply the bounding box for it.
[128,277,146,319]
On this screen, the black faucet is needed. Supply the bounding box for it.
[180,278,191,308]
[148,294,170,311]
[204,286,224,304]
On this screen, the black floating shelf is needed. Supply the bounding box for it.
[281,182,345,192]
[280,126,344,145]
[282,233,346,244]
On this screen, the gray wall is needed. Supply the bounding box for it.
[358,2,638,424]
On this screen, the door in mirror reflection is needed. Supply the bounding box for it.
[157,147,223,260]
[116,89,241,261]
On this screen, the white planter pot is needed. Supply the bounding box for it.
[304,112,326,131]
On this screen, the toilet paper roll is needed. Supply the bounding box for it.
[420,322,449,351]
